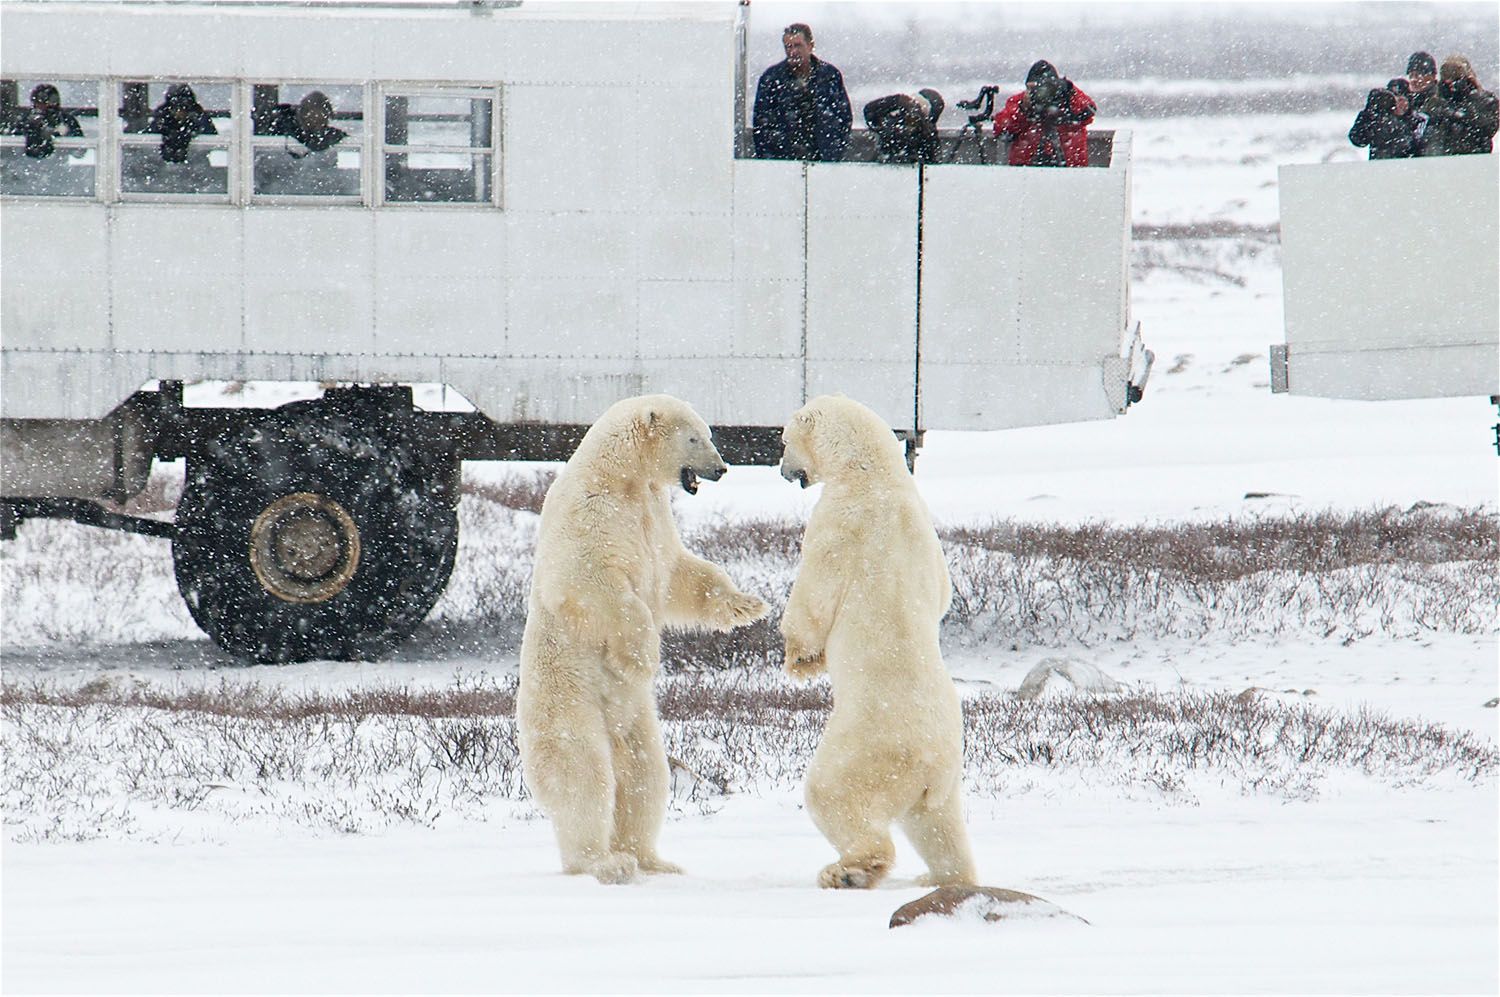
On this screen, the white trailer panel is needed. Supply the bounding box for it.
[919,133,1133,429]
[1277,154,1498,400]
[2,1,1141,434]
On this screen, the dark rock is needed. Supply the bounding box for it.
[889,886,1089,928]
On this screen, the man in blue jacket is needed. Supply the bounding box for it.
[753,23,851,162]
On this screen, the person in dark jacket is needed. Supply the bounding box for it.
[992,60,1096,167]
[147,83,217,163]
[752,23,851,162]
[1348,87,1416,159]
[12,83,83,159]
[1385,78,1427,154]
[254,91,347,156]
[1405,51,1439,114]
[1420,55,1499,156]
[862,89,945,164]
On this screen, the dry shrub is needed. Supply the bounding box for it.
[6,475,1494,657]
[4,674,514,720]
[462,470,556,515]
[5,672,1494,841]
[940,507,1497,581]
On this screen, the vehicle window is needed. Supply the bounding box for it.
[118,80,233,198]
[382,90,495,204]
[250,83,363,199]
[0,78,100,197]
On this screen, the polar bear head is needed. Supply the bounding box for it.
[780,394,907,488]
[576,393,728,494]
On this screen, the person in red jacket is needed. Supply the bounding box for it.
[993,60,1096,167]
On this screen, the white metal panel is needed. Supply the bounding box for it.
[806,164,918,363]
[637,358,801,427]
[2,3,733,84]
[106,13,249,79]
[373,210,507,355]
[630,18,733,90]
[635,86,735,215]
[805,164,919,429]
[639,214,732,282]
[0,202,109,351]
[483,18,643,86]
[919,159,1130,431]
[244,209,374,356]
[505,280,636,358]
[1279,155,1498,399]
[504,85,641,213]
[377,276,505,358]
[919,362,1117,432]
[1,354,120,421]
[1283,344,1496,400]
[731,159,803,360]
[637,282,733,359]
[732,279,802,358]
[239,14,377,81]
[454,356,798,427]
[110,206,244,355]
[504,212,633,280]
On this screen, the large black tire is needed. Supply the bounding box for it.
[172,399,458,663]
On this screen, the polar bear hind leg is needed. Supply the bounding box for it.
[607,701,683,874]
[523,705,640,885]
[806,769,897,889]
[901,779,978,887]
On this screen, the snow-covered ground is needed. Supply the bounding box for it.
[4,81,1499,997]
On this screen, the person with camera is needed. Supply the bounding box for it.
[1348,85,1417,159]
[1418,55,1498,157]
[862,89,945,164]
[992,60,1096,168]
[752,23,852,162]
[1405,52,1439,115]
[12,83,83,160]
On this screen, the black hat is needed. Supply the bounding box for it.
[917,88,944,123]
[165,83,198,107]
[1386,78,1411,98]
[1407,51,1436,75]
[29,83,60,106]
[1026,60,1059,85]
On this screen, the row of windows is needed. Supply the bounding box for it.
[0,79,498,205]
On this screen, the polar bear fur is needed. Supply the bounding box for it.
[517,394,769,885]
[779,395,977,890]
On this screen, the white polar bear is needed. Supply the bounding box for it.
[778,395,977,890]
[517,394,769,885]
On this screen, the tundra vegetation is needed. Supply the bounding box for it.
[3,470,1496,841]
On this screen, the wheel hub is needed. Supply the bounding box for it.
[249,492,360,603]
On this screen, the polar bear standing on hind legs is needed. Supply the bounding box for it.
[518,394,769,885]
[779,394,977,890]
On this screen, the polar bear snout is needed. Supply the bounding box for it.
[679,460,726,495]
[779,454,811,488]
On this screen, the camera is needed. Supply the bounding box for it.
[1029,78,1066,119]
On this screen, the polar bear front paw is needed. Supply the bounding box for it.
[588,852,641,885]
[718,590,769,629]
[785,651,826,682]
[783,633,825,680]
[817,859,888,890]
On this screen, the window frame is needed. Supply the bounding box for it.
[0,77,105,202]
[375,82,502,209]
[244,79,369,206]
[0,77,504,211]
